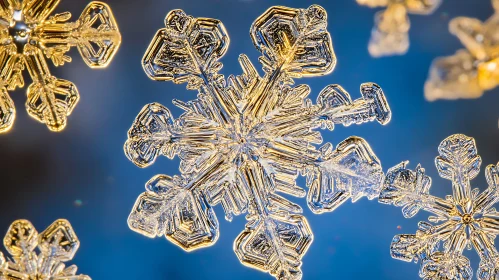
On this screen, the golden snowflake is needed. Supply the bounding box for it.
[0,219,90,279]
[425,0,499,101]
[0,0,121,132]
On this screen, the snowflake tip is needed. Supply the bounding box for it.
[128,174,219,251]
[360,82,392,124]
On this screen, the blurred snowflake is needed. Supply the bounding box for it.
[357,0,442,57]
[0,219,90,279]
[380,134,499,279]
[425,0,499,101]
[0,0,121,133]
[125,5,391,279]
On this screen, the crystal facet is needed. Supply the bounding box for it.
[357,0,442,57]
[425,0,499,101]
[126,6,392,279]
[0,0,121,132]
[0,219,90,279]
[380,134,499,279]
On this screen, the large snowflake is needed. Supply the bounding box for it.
[0,0,121,133]
[380,134,499,279]
[425,0,499,101]
[357,0,442,57]
[0,219,90,279]
[125,5,391,279]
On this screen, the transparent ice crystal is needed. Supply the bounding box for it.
[380,134,499,279]
[0,0,121,133]
[357,0,442,57]
[425,0,499,101]
[0,219,90,280]
[125,5,392,279]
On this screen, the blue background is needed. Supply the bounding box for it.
[0,0,498,279]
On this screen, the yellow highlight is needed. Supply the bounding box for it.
[0,1,121,133]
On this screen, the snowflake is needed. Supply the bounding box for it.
[0,219,90,280]
[425,0,499,101]
[380,134,499,279]
[125,5,392,279]
[0,0,121,133]
[357,0,442,57]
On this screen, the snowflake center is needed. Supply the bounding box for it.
[8,10,32,53]
[230,129,252,151]
[227,116,258,153]
[461,213,473,225]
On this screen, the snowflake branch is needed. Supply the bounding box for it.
[380,162,454,220]
[234,160,311,280]
[23,44,79,132]
[313,83,391,130]
[36,2,121,68]
[307,137,384,213]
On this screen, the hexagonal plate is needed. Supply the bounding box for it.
[142,9,229,83]
[128,175,219,251]
[76,2,121,68]
[38,219,80,262]
[3,219,38,257]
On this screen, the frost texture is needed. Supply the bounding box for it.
[0,0,121,132]
[357,0,442,57]
[380,134,499,280]
[125,5,392,279]
[0,219,90,280]
[425,0,499,101]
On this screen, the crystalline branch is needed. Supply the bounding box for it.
[357,0,442,57]
[0,0,121,132]
[380,134,499,279]
[425,0,499,101]
[0,219,90,279]
[125,6,392,279]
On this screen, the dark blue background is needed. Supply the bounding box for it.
[0,0,498,279]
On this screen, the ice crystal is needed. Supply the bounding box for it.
[357,0,442,57]
[380,134,499,279]
[425,0,499,101]
[0,219,90,280]
[125,5,392,279]
[0,0,121,133]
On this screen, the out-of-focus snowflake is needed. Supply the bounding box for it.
[357,0,442,57]
[125,5,392,279]
[380,134,499,279]
[0,219,90,279]
[0,0,121,133]
[425,0,499,101]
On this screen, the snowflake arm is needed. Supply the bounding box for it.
[126,5,392,279]
[24,44,79,131]
[128,174,220,251]
[234,160,312,280]
[380,162,454,220]
[475,163,499,214]
[307,136,385,213]
[0,219,90,280]
[380,134,499,279]
[357,0,442,57]
[0,0,121,133]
